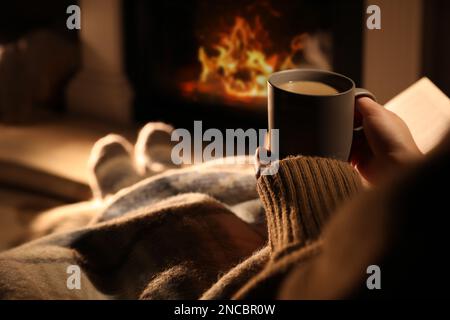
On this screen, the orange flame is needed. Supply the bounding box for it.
[182,16,308,103]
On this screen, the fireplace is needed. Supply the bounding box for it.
[124,0,364,130]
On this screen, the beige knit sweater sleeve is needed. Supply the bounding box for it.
[228,156,363,299]
[257,156,362,253]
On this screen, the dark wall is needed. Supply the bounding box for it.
[422,0,450,96]
[0,0,78,43]
[124,0,364,127]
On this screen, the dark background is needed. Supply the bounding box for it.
[0,0,78,43]
[123,0,364,129]
[422,0,450,98]
[0,0,449,126]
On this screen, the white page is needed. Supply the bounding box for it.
[385,78,450,153]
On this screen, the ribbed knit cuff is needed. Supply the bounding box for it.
[257,156,362,252]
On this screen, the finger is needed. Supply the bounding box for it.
[254,147,262,179]
[356,97,384,117]
[350,142,374,182]
[350,131,372,166]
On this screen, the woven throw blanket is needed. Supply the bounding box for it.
[0,155,267,299]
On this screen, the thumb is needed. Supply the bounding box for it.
[357,97,384,118]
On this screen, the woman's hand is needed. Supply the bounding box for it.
[350,97,422,183]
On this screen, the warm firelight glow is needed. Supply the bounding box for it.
[181,16,310,105]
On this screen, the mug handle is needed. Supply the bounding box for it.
[354,88,377,132]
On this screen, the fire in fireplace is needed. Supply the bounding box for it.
[179,15,332,107]
[124,0,363,129]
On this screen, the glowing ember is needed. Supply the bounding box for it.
[181,16,312,104]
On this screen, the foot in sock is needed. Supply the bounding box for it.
[134,122,182,176]
[88,134,142,200]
